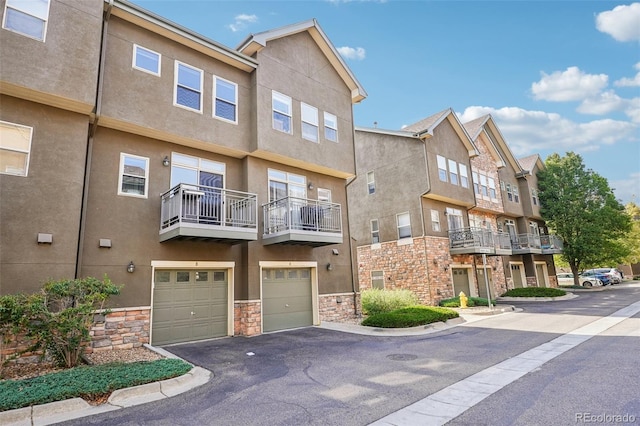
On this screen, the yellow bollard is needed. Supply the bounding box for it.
[459,291,468,308]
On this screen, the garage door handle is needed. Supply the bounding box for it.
[285,304,289,308]
[191,311,195,316]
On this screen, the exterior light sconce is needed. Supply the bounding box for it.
[162,156,170,167]
[127,261,135,273]
[308,182,314,190]
[433,258,438,265]
[493,265,497,271]
[332,249,339,255]
[444,265,449,271]
[326,263,333,271]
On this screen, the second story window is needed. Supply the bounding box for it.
[532,188,538,205]
[118,153,149,198]
[366,171,375,194]
[513,186,520,203]
[488,177,497,199]
[0,120,32,177]
[318,188,331,202]
[448,159,458,185]
[437,155,447,182]
[480,174,488,197]
[272,91,292,133]
[301,103,318,142]
[446,208,463,231]
[506,183,513,201]
[324,112,338,142]
[174,62,202,112]
[459,164,469,188]
[397,212,411,239]
[3,0,50,41]
[268,169,305,202]
[431,209,441,232]
[472,172,479,194]
[133,45,160,76]
[371,219,380,243]
[213,76,237,123]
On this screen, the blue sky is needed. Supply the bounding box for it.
[131,0,640,204]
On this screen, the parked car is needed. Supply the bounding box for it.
[557,272,603,287]
[580,270,612,286]
[583,268,621,284]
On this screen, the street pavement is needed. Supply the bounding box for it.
[3,281,639,425]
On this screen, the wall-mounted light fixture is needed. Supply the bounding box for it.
[444,265,449,271]
[127,261,135,273]
[37,233,53,244]
[308,182,314,190]
[332,249,339,255]
[162,156,170,167]
[326,263,333,271]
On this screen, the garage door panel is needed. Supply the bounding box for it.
[263,311,313,332]
[263,268,313,333]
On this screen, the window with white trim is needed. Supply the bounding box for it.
[367,171,375,194]
[118,153,149,197]
[371,219,380,243]
[488,177,497,199]
[324,112,338,142]
[133,45,160,76]
[174,61,202,112]
[446,207,463,231]
[480,174,488,197]
[529,221,539,236]
[448,159,458,185]
[506,183,513,201]
[318,188,331,202]
[532,188,538,205]
[431,209,441,232]
[397,212,411,239]
[0,120,32,176]
[437,155,447,182]
[272,91,292,133]
[472,172,479,194]
[213,76,237,123]
[268,169,305,202]
[513,186,520,203]
[170,153,225,189]
[459,164,469,188]
[301,103,318,142]
[3,0,50,41]
[371,271,384,289]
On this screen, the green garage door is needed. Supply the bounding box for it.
[452,268,471,297]
[152,269,227,345]
[263,268,313,332]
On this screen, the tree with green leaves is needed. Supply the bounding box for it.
[619,202,640,267]
[537,152,631,285]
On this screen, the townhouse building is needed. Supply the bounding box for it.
[1,0,366,348]
[348,109,561,305]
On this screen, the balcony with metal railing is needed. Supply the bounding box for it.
[540,234,563,254]
[511,233,542,254]
[160,184,258,243]
[448,227,512,255]
[262,196,342,246]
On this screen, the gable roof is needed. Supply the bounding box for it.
[403,108,478,157]
[518,154,545,176]
[236,19,367,104]
[474,115,523,174]
[462,114,505,168]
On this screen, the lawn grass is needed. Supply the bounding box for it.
[0,358,192,411]
[361,305,459,328]
[500,287,567,298]
[439,296,495,308]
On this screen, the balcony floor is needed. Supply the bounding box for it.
[160,222,257,244]
[262,230,343,247]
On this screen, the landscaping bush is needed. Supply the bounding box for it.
[361,306,459,328]
[439,296,494,308]
[0,358,192,411]
[361,288,419,316]
[0,276,121,368]
[500,287,566,298]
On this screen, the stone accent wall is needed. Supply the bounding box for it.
[234,300,261,337]
[526,276,538,287]
[319,292,358,322]
[470,137,505,213]
[548,275,558,288]
[426,237,464,304]
[88,307,150,353]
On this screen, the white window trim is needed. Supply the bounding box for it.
[132,44,161,76]
[430,209,441,232]
[118,153,149,198]
[459,164,469,188]
[448,159,459,185]
[396,212,412,240]
[324,111,338,142]
[437,155,447,182]
[2,0,50,42]
[272,91,292,134]
[173,61,203,113]
[371,270,384,289]
[366,171,375,195]
[212,75,238,124]
[301,102,319,143]
[318,188,331,203]
[0,120,33,177]
[371,219,380,244]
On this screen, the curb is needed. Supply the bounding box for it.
[0,366,211,426]
[497,293,579,302]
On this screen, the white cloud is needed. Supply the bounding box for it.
[458,106,638,156]
[531,67,608,102]
[227,14,258,32]
[337,46,366,60]
[610,172,640,204]
[615,62,640,87]
[596,3,640,42]
[577,90,625,115]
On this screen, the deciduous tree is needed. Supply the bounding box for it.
[537,152,631,285]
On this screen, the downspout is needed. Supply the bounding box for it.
[345,122,359,315]
[418,137,436,303]
[76,0,113,278]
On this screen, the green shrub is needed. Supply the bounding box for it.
[0,358,192,411]
[361,306,459,328]
[439,296,494,307]
[0,276,122,368]
[501,287,566,298]
[361,288,419,316]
